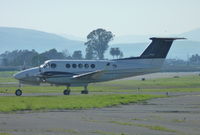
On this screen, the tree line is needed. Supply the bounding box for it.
[1,28,200,68]
[0,28,124,67]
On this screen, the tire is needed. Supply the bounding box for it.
[63,89,70,95]
[15,89,22,96]
[81,90,88,94]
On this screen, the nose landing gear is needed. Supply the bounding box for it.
[15,89,22,96]
[15,82,23,96]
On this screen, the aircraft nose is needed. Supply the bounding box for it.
[13,72,25,80]
[13,67,40,80]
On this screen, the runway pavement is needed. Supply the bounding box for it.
[0,93,200,135]
[1,72,200,135]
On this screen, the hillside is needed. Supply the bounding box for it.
[180,28,200,42]
[0,27,200,60]
[0,27,84,54]
[108,40,200,60]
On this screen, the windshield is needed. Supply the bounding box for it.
[40,62,50,68]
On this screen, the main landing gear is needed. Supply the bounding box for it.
[63,85,89,95]
[63,86,71,95]
[81,85,89,94]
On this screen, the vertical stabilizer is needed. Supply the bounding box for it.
[140,37,185,58]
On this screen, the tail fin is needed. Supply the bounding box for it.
[140,37,185,59]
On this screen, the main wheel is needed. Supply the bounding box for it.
[63,89,70,95]
[81,90,88,94]
[15,89,22,96]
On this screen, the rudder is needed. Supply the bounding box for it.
[140,37,185,59]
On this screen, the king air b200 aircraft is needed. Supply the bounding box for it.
[14,37,185,96]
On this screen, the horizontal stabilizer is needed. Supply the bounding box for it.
[150,37,186,40]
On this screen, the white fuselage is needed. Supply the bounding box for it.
[14,58,165,86]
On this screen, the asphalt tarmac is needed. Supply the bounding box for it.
[1,72,200,135]
[0,93,200,135]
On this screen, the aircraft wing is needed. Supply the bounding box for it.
[72,70,105,80]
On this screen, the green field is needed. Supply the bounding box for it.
[0,94,163,112]
[0,71,17,83]
[1,71,200,93]
[0,71,200,112]
[102,75,200,89]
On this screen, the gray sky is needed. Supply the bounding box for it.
[0,0,200,37]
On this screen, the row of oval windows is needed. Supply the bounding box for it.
[50,63,96,69]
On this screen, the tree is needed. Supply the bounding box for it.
[0,49,67,67]
[31,55,48,66]
[119,51,124,58]
[189,54,200,65]
[110,48,116,59]
[40,49,65,60]
[2,58,8,66]
[109,47,123,59]
[72,50,83,60]
[85,28,114,60]
[62,49,72,59]
[85,45,96,60]
[32,49,66,66]
[0,49,38,66]
[115,48,121,58]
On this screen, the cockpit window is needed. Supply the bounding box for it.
[42,62,50,68]
[50,63,57,68]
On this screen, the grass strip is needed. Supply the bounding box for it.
[101,75,200,89]
[0,94,164,112]
[0,85,120,93]
[109,121,176,132]
[1,86,200,94]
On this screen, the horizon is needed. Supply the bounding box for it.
[0,0,200,37]
[0,26,198,40]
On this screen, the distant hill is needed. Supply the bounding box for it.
[0,27,84,54]
[179,28,200,42]
[107,40,200,60]
[0,27,200,60]
[112,28,200,43]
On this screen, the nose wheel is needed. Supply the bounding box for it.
[15,89,22,96]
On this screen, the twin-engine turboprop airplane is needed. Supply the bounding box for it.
[14,37,185,96]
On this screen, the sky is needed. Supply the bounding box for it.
[0,0,200,37]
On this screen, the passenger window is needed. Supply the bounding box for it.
[91,64,95,68]
[106,63,110,66]
[84,64,89,68]
[78,64,83,68]
[50,63,56,68]
[66,64,70,68]
[112,64,117,68]
[72,64,77,68]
